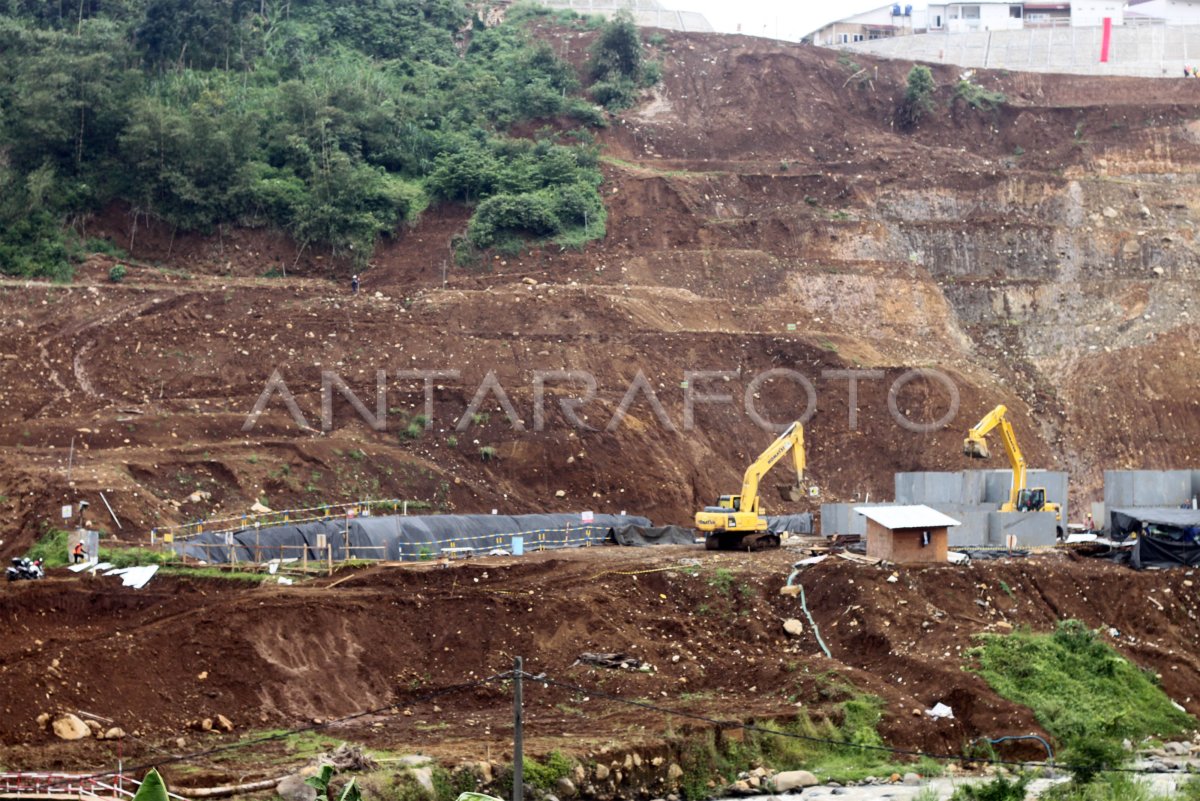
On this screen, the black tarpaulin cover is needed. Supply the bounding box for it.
[1132,535,1200,569]
[767,513,814,535]
[176,513,652,563]
[608,525,696,546]
[1108,508,1200,569]
[1110,507,1200,538]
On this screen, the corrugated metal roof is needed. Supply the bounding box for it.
[853,504,961,529]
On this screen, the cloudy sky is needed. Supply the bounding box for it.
[679,0,925,40]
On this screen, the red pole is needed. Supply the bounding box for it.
[1100,17,1112,63]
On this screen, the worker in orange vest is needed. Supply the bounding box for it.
[72,540,85,564]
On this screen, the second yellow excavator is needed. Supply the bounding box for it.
[695,421,808,551]
[963,404,1061,523]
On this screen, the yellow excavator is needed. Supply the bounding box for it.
[695,421,807,551]
[963,405,1061,524]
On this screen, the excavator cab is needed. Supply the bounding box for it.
[704,494,741,513]
[1016,488,1046,512]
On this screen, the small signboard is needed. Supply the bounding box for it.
[316,533,327,549]
[581,511,594,523]
[61,505,73,519]
[1006,534,1018,551]
[786,323,797,332]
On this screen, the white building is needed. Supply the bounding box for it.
[805,4,918,46]
[1126,0,1200,23]
[926,1,1028,32]
[1069,0,1126,25]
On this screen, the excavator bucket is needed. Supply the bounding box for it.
[963,438,990,459]
[778,484,805,503]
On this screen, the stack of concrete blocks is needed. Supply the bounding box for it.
[898,470,1065,548]
[820,470,1066,547]
[1097,470,1200,529]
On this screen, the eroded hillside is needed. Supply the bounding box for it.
[3,31,1200,551]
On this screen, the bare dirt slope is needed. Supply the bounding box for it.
[0,549,1197,780]
[4,33,1200,552]
[3,26,1200,782]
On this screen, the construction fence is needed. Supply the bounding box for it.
[169,511,657,565]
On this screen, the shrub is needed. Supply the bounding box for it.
[948,773,1029,801]
[954,79,1006,111]
[899,65,936,128]
[109,264,128,283]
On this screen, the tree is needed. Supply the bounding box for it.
[899,65,935,128]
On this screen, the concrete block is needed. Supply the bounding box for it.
[819,503,894,537]
[988,511,1058,548]
[1106,470,1196,510]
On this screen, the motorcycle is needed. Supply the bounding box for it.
[6,557,45,582]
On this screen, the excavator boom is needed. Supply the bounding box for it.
[695,421,807,550]
[963,404,1034,512]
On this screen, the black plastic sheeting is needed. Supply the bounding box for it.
[767,514,814,535]
[1111,507,1200,539]
[176,513,652,563]
[1132,535,1200,569]
[609,525,696,546]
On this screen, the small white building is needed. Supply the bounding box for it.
[927,1,1028,32]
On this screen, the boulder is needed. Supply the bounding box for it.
[782,619,804,637]
[409,767,435,796]
[666,764,683,783]
[85,719,103,736]
[104,727,127,740]
[902,772,921,785]
[52,714,91,741]
[216,714,234,732]
[555,777,577,798]
[277,775,318,801]
[594,764,610,781]
[772,770,818,793]
[36,712,50,728]
[397,754,433,768]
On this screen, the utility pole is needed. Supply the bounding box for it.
[513,657,524,801]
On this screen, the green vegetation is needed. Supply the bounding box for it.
[307,765,362,801]
[949,773,1030,801]
[132,769,170,801]
[954,80,1006,111]
[899,65,936,128]
[521,751,574,790]
[586,11,658,110]
[108,263,127,283]
[968,620,1193,789]
[27,528,71,567]
[707,567,734,596]
[968,620,1194,746]
[159,566,272,582]
[677,693,934,799]
[1039,773,1200,800]
[0,0,652,279]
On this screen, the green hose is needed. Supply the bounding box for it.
[787,568,832,658]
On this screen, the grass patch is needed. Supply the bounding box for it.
[967,620,1195,746]
[159,566,272,583]
[1038,772,1200,800]
[27,528,71,567]
[677,693,935,798]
